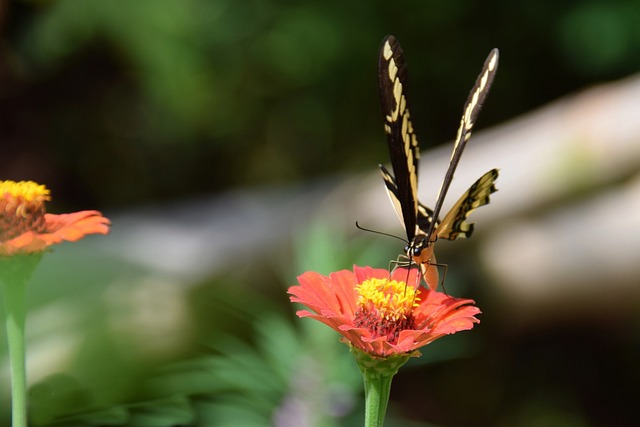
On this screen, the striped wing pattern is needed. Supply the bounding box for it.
[377,36,421,242]
[377,35,499,275]
[437,168,499,240]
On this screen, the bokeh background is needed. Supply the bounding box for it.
[1,0,640,426]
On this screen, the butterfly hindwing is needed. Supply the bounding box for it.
[416,202,438,235]
[378,35,420,242]
[379,164,406,230]
[437,168,499,240]
[380,164,439,235]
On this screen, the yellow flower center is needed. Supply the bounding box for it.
[0,180,51,241]
[353,277,419,344]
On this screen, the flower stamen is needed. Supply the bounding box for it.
[0,181,51,242]
[354,278,419,344]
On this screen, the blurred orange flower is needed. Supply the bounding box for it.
[289,266,480,358]
[0,180,110,256]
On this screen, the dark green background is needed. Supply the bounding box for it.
[2,0,638,209]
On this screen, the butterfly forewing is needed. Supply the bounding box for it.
[426,48,500,239]
[378,35,421,242]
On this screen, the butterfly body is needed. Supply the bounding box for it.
[377,35,499,290]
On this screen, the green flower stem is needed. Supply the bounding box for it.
[2,277,28,427]
[351,346,417,427]
[362,370,393,427]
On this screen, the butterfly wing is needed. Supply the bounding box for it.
[426,48,500,240]
[380,164,439,234]
[437,168,499,240]
[416,202,438,235]
[378,35,420,242]
[379,164,407,231]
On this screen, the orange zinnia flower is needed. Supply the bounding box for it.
[289,266,480,358]
[0,180,110,256]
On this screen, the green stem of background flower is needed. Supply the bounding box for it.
[2,278,28,427]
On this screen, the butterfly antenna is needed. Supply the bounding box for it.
[355,221,409,244]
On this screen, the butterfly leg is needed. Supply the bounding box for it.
[439,262,449,294]
[387,256,407,284]
[388,255,424,295]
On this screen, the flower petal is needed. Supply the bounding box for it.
[388,267,421,285]
[291,269,359,319]
[43,211,110,242]
[354,265,389,283]
[0,232,47,256]
[0,210,110,256]
[288,265,481,358]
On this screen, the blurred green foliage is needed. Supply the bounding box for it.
[0,220,376,426]
[2,0,640,207]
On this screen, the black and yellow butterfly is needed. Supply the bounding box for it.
[377,35,499,290]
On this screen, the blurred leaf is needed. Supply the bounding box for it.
[127,396,194,427]
[558,1,640,74]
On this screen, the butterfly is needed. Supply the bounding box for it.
[377,35,499,290]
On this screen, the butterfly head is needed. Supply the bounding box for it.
[406,233,437,265]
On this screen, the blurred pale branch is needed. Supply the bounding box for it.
[80,72,640,330]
